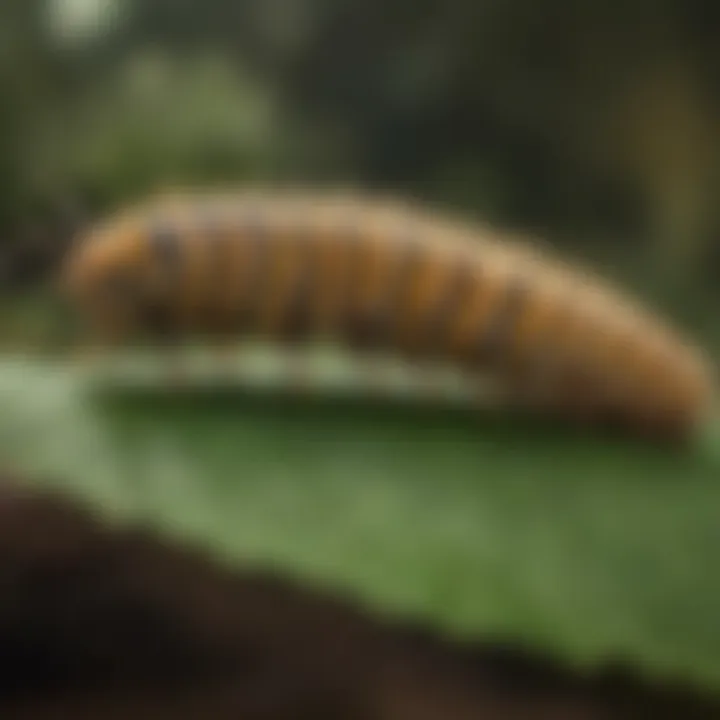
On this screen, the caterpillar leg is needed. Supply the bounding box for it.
[548,369,606,432]
[164,353,189,389]
[66,321,127,378]
[282,346,317,394]
[212,340,241,383]
[152,335,189,390]
[414,364,446,402]
[68,341,110,377]
[352,353,396,397]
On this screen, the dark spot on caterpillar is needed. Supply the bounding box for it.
[474,275,531,367]
[97,267,144,322]
[192,208,234,330]
[386,238,424,312]
[349,235,425,354]
[142,219,185,333]
[422,260,476,355]
[141,302,181,340]
[338,224,370,346]
[100,268,136,298]
[236,207,269,333]
[277,233,318,344]
[386,240,429,359]
[148,220,181,269]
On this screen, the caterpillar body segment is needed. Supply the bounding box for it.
[59,188,717,443]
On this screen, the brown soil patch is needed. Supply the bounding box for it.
[0,477,717,719]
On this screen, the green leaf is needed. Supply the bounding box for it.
[0,354,718,690]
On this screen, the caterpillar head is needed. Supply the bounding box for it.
[57,214,148,339]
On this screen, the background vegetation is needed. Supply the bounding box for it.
[3,0,720,323]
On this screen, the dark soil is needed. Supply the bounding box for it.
[0,478,717,719]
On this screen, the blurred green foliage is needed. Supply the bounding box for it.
[1,0,719,331]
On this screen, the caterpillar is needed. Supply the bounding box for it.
[58,187,718,444]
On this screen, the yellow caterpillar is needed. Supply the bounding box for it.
[59,187,717,444]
